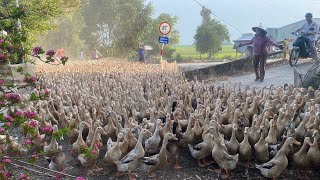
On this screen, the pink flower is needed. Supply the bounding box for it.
[0,53,8,62]
[42,125,52,133]
[16,111,24,116]
[3,93,9,99]
[46,49,56,57]
[32,46,44,56]
[23,139,32,145]
[32,153,39,159]
[28,119,38,127]
[2,69,8,75]
[4,115,14,122]
[24,111,37,119]
[23,76,37,83]
[76,177,86,180]
[0,100,5,106]
[7,45,14,52]
[0,79,3,86]
[19,173,30,180]
[0,39,5,44]
[5,122,11,127]
[3,93,21,102]
[44,89,50,95]
[0,127,5,133]
[2,171,10,178]
[3,159,11,164]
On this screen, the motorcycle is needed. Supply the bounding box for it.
[289,32,316,67]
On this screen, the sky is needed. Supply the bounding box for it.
[147,0,320,45]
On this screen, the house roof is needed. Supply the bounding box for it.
[267,18,320,30]
[233,33,254,42]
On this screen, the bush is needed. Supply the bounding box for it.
[175,53,183,63]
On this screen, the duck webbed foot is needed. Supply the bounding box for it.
[128,172,136,180]
[221,169,230,179]
[198,159,206,167]
[174,155,182,170]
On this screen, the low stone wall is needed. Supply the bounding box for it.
[184,56,286,81]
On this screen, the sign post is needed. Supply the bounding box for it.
[159,22,171,72]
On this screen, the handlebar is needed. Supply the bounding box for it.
[291,32,307,36]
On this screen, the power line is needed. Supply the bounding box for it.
[192,0,243,34]
[262,0,299,20]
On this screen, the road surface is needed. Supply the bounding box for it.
[216,60,315,88]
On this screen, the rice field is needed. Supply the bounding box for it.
[175,45,243,61]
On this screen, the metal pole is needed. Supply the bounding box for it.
[160,35,166,73]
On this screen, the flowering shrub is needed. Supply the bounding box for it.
[0,2,76,179]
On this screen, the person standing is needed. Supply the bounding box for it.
[239,26,283,82]
[296,13,319,61]
[137,45,145,63]
[57,47,65,58]
[80,50,84,60]
[95,49,102,60]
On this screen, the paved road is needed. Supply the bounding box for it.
[216,60,315,88]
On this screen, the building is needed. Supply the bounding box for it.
[267,18,320,44]
[233,33,255,54]
[233,18,320,52]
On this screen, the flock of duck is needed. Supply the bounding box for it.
[5,60,320,179]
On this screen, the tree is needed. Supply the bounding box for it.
[0,0,76,63]
[80,0,153,57]
[143,13,180,58]
[194,7,229,59]
[38,11,85,58]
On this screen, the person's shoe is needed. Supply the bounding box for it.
[255,78,260,81]
[259,79,264,82]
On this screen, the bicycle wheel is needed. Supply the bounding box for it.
[289,48,299,67]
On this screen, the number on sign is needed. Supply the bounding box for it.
[159,22,171,35]
[162,26,167,31]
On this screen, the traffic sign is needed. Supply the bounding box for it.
[159,22,171,35]
[158,36,169,44]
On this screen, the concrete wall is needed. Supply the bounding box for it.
[184,51,284,81]
[184,57,253,81]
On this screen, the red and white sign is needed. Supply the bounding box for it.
[159,22,171,35]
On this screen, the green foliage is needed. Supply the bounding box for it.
[0,0,76,63]
[39,11,84,58]
[52,126,70,141]
[80,147,95,158]
[175,45,242,61]
[80,0,153,57]
[194,7,230,59]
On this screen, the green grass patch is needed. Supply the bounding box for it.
[175,45,243,61]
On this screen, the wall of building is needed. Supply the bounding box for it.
[267,18,320,48]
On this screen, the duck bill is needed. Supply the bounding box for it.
[307,141,314,147]
[293,139,301,146]
[146,130,152,137]
[81,121,91,128]
[172,135,178,141]
[203,127,213,134]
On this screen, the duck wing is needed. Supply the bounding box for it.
[107,138,113,150]
[141,154,159,166]
[256,160,276,169]
[120,149,136,164]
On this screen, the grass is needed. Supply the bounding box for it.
[175,45,243,61]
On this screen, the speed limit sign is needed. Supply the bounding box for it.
[159,22,171,35]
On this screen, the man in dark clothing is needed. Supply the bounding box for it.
[138,45,145,63]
